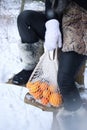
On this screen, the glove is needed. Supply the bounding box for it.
[44,19,62,51]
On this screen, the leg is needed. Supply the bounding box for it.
[58,51,86,111]
[17,10,46,43]
[12,10,46,85]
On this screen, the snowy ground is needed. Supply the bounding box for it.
[0,0,87,130]
[0,0,45,83]
[0,1,53,130]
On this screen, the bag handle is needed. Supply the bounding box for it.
[44,47,58,60]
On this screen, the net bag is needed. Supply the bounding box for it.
[25,48,63,108]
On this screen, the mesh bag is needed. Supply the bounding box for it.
[29,49,58,87]
[26,49,63,108]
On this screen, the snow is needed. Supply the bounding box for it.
[84,68,87,88]
[0,0,87,130]
[0,1,52,130]
[0,0,45,83]
[0,84,52,130]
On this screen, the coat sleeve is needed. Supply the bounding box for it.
[45,0,70,22]
[73,0,87,10]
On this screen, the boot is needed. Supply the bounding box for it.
[56,106,87,130]
[12,41,43,85]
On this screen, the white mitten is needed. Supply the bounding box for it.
[44,19,62,51]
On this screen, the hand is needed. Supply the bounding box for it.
[44,19,62,51]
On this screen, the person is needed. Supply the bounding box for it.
[12,0,87,111]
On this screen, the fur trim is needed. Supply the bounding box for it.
[18,42,43,70]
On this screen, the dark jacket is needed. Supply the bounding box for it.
[45,0,87,39]
[45,0,87,21]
